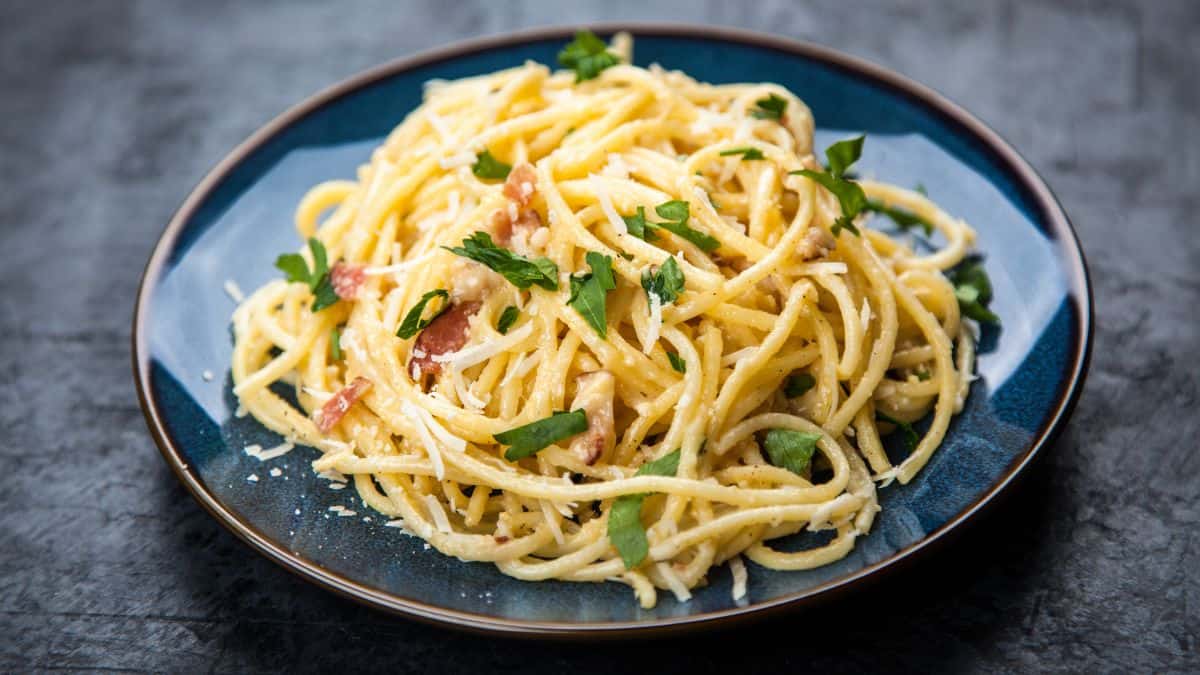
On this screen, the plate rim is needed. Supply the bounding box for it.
[132,22,1094,637]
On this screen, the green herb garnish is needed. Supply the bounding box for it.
[790,135,868,237]
[496,305,520,335]
[608,448,682,569]
[719,146,765,160]
[641,256,686,306]
[622,206,656,242]
[750,93,787,120]
[651,200,719,252]
[667,352,686,374]
[330,326,343,361]
[876,410,920,452]
[568,252,616,338]
[865,199,935,236]
[783,373,816,398]
[471,149,511,180]
[395,289,450,339]
[495,409,589,461]
[762,429,822,476]
[444,231,559,291]
[276,238,339,311]
[948,257,1000,324]
[557,30,619,83]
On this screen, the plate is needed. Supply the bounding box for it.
[133,24,1092,636]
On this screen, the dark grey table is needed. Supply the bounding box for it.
[3,1,1196,672]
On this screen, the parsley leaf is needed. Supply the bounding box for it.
[495,409,589,461]
[275,238,339,311]
[568,252,616,338]
[948,257,1000,324]
[750,93,787,120]
[330,327,343,361]
[641,256,686,306]
[395,289,450,339]
[496,305,519,335]
[472,149,511,180]
[444,231,559,291]
[916,368,931,381]
[557,30,619,83]
[608,448,682,569]
[310,274,340,312]
[275,238,330,291]
[783,373,815,398]
[865,199,934,236]
[762,429,822,476]
[667,351,686,374]
[876,410,920,452]
[719,146,765,160]
[653,200,720,252]
[915,182,928,196]
[790,135,868,237]
[622,205,656,241]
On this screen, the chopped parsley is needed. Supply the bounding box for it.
[876,410,920,452]
[557,30,619,83]
[608,448,682,569]
[641,256,686,306]
[783,373,816,398]
[667,351,686,374]
[444,231,559,291]
[916,369,931,381]
[750,93,787,120]
[568,252,616,338]
[330,326,343,361]
[762,429,821,476]
[865,199,935,236]
[395,289,450,339]
[948,257,1000,324]
[275,237,339,311]
[496,305,520,335]
[652,200,720,252]
[719,146,765,160]
[495,409,589,461]
[622,206,656,241]
[471,149,511,180]
[790,135,868,237]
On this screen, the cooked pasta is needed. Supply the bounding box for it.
[230,32,989,608]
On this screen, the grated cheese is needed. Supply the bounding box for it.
[439,151,477,170]
[223,280,245,303]
[401,400,446,480]
[202,370,214,381]
[424,494,453,533]
[729,555,749,606]
[590,174,628,235]
[246,474,258,483]
[432,321,534,369]
[643,290,663,354]
[656,562,693,602]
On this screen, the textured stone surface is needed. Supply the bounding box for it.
[1,0,1197,671]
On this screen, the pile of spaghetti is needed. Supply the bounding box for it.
[230,32,990,608]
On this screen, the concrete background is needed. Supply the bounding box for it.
[2,1,1197,671]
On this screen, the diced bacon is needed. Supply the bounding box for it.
[314,376,373,433]
[568,371,615,465]
[798,227,836,260]
[409,301,481,377]
[502,163,537,208]
[330,262,367,299]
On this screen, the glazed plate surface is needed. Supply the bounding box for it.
[133,25,1092,635]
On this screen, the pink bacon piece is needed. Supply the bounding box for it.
[315,376,373,433]
[502,163,537,208]
[409,300,482,378]
[330,262,366,300]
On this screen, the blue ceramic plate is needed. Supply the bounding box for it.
[133,25,1092,636]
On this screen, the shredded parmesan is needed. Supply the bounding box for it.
[202,370,214,381]
[643,291,663,354]
[432,321,534,369]
[729,555,749,605]
[590,174,629,235]
[223,280,244,303]
[656,562,693,602]
[424,494,453,533]
[244,440,294,461]
[439,151,477,170]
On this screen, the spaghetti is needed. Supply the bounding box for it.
[230,33,989,608]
